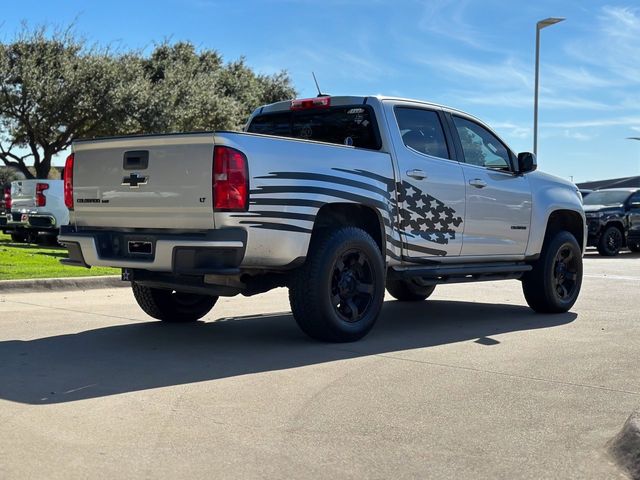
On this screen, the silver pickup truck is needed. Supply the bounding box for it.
[60,95,586,342]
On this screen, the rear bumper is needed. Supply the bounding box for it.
[6,212,58,232]
[58,226,247,273]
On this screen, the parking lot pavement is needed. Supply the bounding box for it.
[0,251,638,479]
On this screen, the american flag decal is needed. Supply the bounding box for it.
[248,168,462,252]
[396,180,463,245]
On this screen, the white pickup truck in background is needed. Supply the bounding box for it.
[6,179,69,244]
[59,95,586,342]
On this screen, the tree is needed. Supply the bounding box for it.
[0,166,23,186]
[0,26,145,179]
[0,26,296,179]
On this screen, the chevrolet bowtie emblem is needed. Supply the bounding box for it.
[122,173,148,188]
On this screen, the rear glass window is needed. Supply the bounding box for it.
[247,105,381,150]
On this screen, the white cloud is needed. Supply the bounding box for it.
[416,0,505,53]
[543,65,621,90]
[449,90,612,111]
[490,122,530,139]
[541,116,640,129]
[565,6,640,85]
[413,55,530,89]
[563,130,591,141]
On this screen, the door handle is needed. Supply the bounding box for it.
[406,169,428,180]
[469,178,487,188]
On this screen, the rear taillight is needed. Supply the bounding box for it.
[3,186,10,210]
[64,153,74,209]
[36,182,49,207]
[213,146,248,211]
[290,96,331,110]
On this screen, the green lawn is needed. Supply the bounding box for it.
[0,232,118,280]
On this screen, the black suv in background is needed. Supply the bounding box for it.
[583,188,640,255]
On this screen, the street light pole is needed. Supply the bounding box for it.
[534,17,565,156]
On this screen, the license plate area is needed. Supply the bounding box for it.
[128,240,153,255]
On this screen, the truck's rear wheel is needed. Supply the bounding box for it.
[386,277,435,301]
[289,227,385,342]
[522,231,582,313]
[597,225,623,256]
[132,283,218,322]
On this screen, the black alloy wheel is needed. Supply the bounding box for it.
[597,226,623,256]
[552,243,580,302]
[330,249,375,323]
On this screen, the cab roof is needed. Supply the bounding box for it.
[254,95,484,123]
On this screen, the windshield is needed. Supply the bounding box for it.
[583,191,630,206]
[247,105,381,150]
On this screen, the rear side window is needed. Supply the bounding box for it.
[394,107,450,160]
[247,106,381,150]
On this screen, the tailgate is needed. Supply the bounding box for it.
[72,133,215,229]
[10,181,37,210]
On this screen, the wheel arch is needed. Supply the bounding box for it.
[543,209,586,253]
[308,202,386,256]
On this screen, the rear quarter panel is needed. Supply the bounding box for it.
[214,132,400,267]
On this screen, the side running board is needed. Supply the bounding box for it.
[391,262,532,286]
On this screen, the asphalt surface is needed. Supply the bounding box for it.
[1,250,639,479]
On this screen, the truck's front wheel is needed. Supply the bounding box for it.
[289,227,385,342]
[132,283,218,322]
[522,231,582,313]
[597,225,623,256]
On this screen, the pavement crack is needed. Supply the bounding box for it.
[0,298,139,323]
[332,348,640,397]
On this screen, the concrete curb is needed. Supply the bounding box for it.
[0,275,127,293]
[608,410,640,480]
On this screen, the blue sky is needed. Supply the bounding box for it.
[2,0,640,183]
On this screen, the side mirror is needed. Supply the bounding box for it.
[517,152,537,174]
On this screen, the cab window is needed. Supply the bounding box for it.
[395,107,450,160]
[452,116,511,170]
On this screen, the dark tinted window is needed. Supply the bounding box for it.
[247,106,381,150]
[583,190,633,206]
[246,113,291,137]
[453,116,511,170]
[628,192,640,207]
[395,108,450,159]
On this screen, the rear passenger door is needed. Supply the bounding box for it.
[447,114,532,256]
[385,102,466,259]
